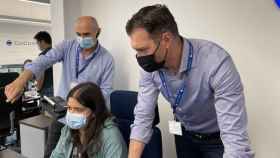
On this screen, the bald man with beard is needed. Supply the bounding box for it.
[4,16,115,158]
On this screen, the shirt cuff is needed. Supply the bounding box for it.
[130,124,153,144]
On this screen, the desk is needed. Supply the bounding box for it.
[0,149,26,158]
[19,114,52,158]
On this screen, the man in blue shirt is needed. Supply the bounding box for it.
[5,16,114,158]
[33,31,54,97]
[126,4,254,158]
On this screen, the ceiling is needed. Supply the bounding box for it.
[0,0,51,23]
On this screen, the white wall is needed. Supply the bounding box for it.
[79,0,280,157]
[0,22,51,65]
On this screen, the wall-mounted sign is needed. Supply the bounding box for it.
[0,35,38,65]
[4,39,36,47]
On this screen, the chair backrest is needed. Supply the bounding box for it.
[110,90,162,158]
[0,72,20,136]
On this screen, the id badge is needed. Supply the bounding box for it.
[70,81,78,89]
[168,120,182,136]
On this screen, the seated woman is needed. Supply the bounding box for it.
[50,82,127,158]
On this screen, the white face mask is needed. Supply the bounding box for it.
[76,36,97,49]
[65,111,88,129]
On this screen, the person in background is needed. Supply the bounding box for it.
[50,82,127,158]
[34,31,54,97]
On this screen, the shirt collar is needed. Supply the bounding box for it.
[178,38,195,74]
[39,47,52,56]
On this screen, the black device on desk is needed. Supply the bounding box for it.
[40,96,67,119]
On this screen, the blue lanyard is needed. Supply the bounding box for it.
[75,44,100,79]
[159,40,193,112]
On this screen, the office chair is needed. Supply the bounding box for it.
[110,90,162,158]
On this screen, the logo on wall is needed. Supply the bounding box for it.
[276,0,280,8]
[6,40,13,46]
[5,40,36,47]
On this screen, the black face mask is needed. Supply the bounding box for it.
[136,41,167,72]
[136,54,165,72]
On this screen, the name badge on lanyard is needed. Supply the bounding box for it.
[159,40,193,135]
[169,120,183,136]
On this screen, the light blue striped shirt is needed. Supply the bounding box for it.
[25,39,114,105]
[130,38,254,158]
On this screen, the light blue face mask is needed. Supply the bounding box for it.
[66,111,87,129]
[77,36,97,49]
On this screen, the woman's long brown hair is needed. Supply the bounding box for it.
[66,82,112,158]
